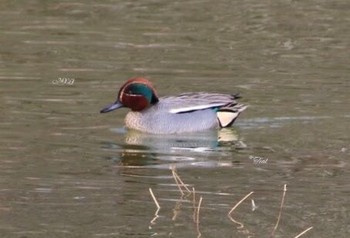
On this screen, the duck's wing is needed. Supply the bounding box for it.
[161,92,241,114]
[161,92,247,127]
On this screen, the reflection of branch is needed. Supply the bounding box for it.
[191,188,203,237]
[251,199,257,211]
[227,215,244,229]
[228,191,254,236]
[149,188,160,224]
[196,196,203,224]
[294,226,313,238]
[172,195,185,221]
[271,184,287,237]
[195,196,203,238]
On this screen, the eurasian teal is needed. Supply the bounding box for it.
[100,77,247,134]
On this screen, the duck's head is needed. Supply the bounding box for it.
[100,77,159,113]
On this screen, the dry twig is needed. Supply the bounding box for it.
[149,188,160,224]
[192,187,197,222]
[294,226,313,238]
[149,188,160,210]
[171,166,191,194]
[196,196,203,224]
[271,184,287,237]
[228,191,254,215]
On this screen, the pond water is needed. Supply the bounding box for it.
[1,0,349,237]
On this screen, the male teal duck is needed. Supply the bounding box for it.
[100,77,247,134]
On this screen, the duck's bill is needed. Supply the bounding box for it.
[100,101,123,113]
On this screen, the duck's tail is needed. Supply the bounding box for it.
[217,104,247,128]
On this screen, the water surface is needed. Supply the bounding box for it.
[0,0,349,237]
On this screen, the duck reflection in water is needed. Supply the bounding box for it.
[102,128,246,168]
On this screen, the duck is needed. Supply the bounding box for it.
[100,77,247,134]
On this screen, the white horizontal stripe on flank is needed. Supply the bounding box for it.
[169,103,224,113]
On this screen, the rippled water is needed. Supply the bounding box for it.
[1,1,349,237]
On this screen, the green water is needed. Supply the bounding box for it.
[0,1,349,237]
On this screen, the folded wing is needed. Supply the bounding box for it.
[163,92,246,127]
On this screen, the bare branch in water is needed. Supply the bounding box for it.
[294,226,313,238]
[271,184,287,237]
[228,191,254,215]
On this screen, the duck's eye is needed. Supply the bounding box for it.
[124,85,134,94]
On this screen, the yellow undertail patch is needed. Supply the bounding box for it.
[217,111,239,127]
